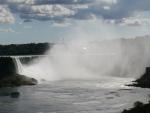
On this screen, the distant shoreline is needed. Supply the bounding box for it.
[0,43,52,56]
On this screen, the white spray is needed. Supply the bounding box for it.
[21,35,150,81]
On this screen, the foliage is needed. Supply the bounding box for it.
[0,43,51,55]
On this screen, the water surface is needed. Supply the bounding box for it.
[0,78,149,113]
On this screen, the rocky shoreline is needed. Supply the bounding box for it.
[0,74,37,87]
[122,101,150,113]
[121,67,150,113]
[128,67,150,88]
[0,57,37,87]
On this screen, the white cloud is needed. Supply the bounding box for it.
[103,6,111,10]
[118,18,150,26]
[105,18,150,26]
[16,4,75,21]
[68,5,89,10]
[0,5,14,23]
[6,0,35,4]
[0,0,150,25]
[0,28,15,32]
[99,0,117,4]
[53,22,71,27]
[30,5,75,16]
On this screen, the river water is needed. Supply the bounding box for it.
[0,77,149,113]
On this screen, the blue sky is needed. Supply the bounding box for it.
[0,0,150,44]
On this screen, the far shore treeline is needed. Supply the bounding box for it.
[0,43,53,55]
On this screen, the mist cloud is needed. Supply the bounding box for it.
[22,35,150,81]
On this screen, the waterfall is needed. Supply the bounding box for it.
[14,57,23,74]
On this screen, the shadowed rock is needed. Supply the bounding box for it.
[10,92,20,98]
[128,67,150,88]
[121,101,150,113]
[122,67,150,113]
[0,57,17,78]
[0,57,37,87]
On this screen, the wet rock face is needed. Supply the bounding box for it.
[135,67,150,88]
[146,67,150,75]
[0,57,17,78]
[0,57,37,87]
[129,67,150,88]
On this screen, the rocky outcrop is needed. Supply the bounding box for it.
[130,67,150,88]
[0,57,37,87]
[122,101,150,113]
[0,74,37,87]
[122,67,150,113]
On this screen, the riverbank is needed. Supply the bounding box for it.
[0,74,37,87]
[122,101,150,113]
[121,67,150,113]
[131,68,150,88]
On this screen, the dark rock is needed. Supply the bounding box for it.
[0,57,37,87]
[121,101,150,113]
[0,74,38,87]
[122,67,150,113]
[0,87,20,97]
[10,92,20,98]
[129,67,150,88]
[0,57,17,78]
[146,67,150,74]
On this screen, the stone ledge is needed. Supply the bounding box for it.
[0,74,37,87]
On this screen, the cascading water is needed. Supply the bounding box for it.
[14,57,23,74]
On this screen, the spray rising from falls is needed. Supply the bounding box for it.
[21,36,150,81]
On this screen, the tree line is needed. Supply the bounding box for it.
[0,43,52,55]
